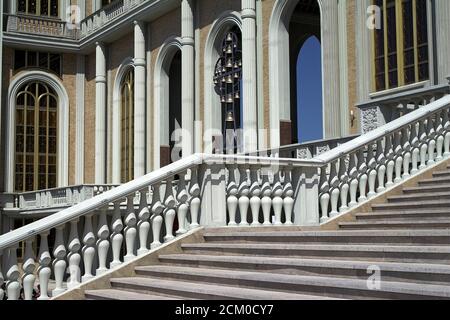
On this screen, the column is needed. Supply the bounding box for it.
[181,0,195,156]
[95,42,107,184]
[241,0,258,153]
[75,55,85,184]
[435,0,450,83]
[134,21,146,178]
[95,0,102,12]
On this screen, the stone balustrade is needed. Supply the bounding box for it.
[357,83,450,134]
[5,14,79,39]
[1,94,450,300]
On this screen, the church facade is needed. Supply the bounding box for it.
[1,0,449,231]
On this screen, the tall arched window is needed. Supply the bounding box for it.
[15,82,58,192]
[372,0,429,91]
[17,0,59,17]
[120,68,134,183]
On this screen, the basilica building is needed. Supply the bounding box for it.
[0,0,449,232]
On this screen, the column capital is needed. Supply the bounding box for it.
[95,41,104,48]
[133,20,144,27]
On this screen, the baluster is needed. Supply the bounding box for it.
[410,121,420,174]
[163,178,177,242]
[150,183,164,249]
[188,168,201,228]
[96,207,110,275]
[6,245,20,300]
[37,232,51,300]
[22,238,36,300]
[435,110,445,161]
[82,213,96,282]
[319,166,330,223]
[418,119,428,170]
[226,165,239,226]
[67,219,81,289]
[329,161,340,217]
[385,135,395,187]
[338,157,350,213]
[375,139,387,193]
[443,109,450,157]
[260,169,273,225]
[0,251,4,300]
[124,194,137,261]
[137,189,151,255]
[366,144,377,199]
[426,115,437,165]
[357,149,368,202]
[348,153,359,208]
[273,168,284,225]
[176,171,189,234]
[238,166,250,225]
[52,225,67,297]
[401,127,412,179]
[393,131,403,183]
[249,166,261,226]
[110,201,124,268]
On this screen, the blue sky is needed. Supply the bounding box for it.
[296,36,323,143]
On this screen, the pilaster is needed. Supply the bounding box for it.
[95,42,107,184]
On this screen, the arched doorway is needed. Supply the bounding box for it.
[168,51,182,163]
[288,0,323,145]
[120,68,134,183]
[14,81,58,192]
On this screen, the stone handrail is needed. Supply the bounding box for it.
[5,14,79,39]
[1,94,450,300]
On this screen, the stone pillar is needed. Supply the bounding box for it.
[134,21,146,178]
[241,0,258,153]
[435,0,450,84]
[75,55,85,184]
[95,42,107,184]
[181,0,195,157]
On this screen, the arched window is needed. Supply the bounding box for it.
[373,0,429,91]
[120,68,134,183]
[17,0,59,17]
[15,82,58,192]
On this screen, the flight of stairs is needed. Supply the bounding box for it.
[83,165,450,300]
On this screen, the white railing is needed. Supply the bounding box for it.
[1,94,450,300]
[3,185,118,211]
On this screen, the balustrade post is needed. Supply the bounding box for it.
[418,119,428,170]
[426,115,436,166]
[338,157,350,213]
[410,122,420,174]
[376,139,387,193]
[443,109,450,157]
[176,171,190,234]
[37,232,51,300]
[188,168,201,228]
[319,166,330,223]
[357,149,368,202]
[348,153,359,207]
[96,207,110,275]
[272,168,284,225]
[260,168,272,225]
[295,166,320,226]
[393,131,405,183]
[385,135,395,187]
[328,161,340,217]
[67,219,81,289]
[124,195,137,261]
[0,251,4,300]
[22,238,36,300]
[150,183,164,249]
[401,127,411,179]
[6,245,20,300]
[226,165,239,226]
[52,225,67,297]
[238,166,250,226]
[137,189,151,255]
[435,110,445,161]
[82,214,96,282]
[163,178,177,243]
[110,201,124,268]
[200,163,227,227]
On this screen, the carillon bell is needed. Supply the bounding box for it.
[226,75,233,83]
[227,59,233,68]
[235,91,240,99]
[226,45,232,54]
[226,111,234,123]
[226,33,233,42]
[227,94,233,103]
[221,95,226,103]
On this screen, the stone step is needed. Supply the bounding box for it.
[128,266,450,299]
[153,255,450,285]
[372,200,450,211]
[403,184,450,194]
[433,170,450,178]
[181,242,450,263]
[355,209,450,221]
[339,219,450,230]
[110,277,336,300]
[387,192,450,203]
[419,177,450,186]
[84,289,182,300]
[202,230,450,245]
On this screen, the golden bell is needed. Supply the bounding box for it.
[227,75,233,83]
[227,59,233,68]
[226,45,232,54]
[226,111,234,122]
[226,33,233,42]
[227,95,233,103]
